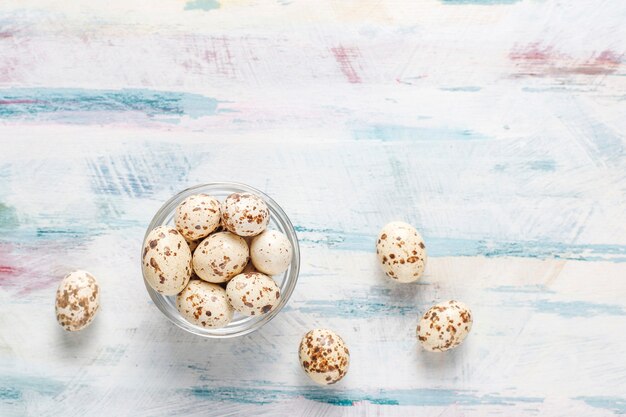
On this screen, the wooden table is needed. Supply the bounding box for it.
[1,1,625,415]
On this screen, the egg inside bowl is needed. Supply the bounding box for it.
[142,182,300,338]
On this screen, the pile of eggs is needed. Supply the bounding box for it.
[142,192,292,329]
[51,187,472,389]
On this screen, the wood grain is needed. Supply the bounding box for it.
[0,1,625,415]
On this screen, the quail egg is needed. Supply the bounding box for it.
[299,329,350,385]
[222,192,270,237]
[55,270,100,332]
[376,221,427,283]
[225,272,280,316]
[250,230,292,276]
[176,280,234,328]
[417,300,473,352]
[142,226,193,295]
[192,231,249,283]
[175,194,221,240]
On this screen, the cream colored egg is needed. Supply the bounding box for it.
[55,270,100,332]
[299,329,350,385]
[222,192,270,237]
[250,230,292,276]
[192,231,249,283]
[376,221,427,283]
[225,272,280,316]
[175,194,221,240]
[417,300,473,352]
[176,280,233,328]
[142,226,193,295]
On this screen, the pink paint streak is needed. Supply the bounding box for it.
[0,243,58,296]
[509,43,563,62]
[331,45,362,84]
[574,50,623,75]
[178,35,237,79]
[510,43,623,77]
[0,99,40,105]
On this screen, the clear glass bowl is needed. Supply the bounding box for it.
[142,182,300,338]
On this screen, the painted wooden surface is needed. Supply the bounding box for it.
[1,1,625,416]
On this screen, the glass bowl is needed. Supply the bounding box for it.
[142,182,300,338]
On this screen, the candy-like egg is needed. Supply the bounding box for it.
[417,300,473,352]
[299,329,350,385]
[55,270,100,331]
[175,194,221,240]
[226,272,280,316]
[176,280,233,328]
[250,230,292,276]
[142,226,193,295]
[376,221,427,283]
[193,231,249,283]
[222,192,270,237]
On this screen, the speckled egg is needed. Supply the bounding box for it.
[225,272,280,316]
[55,270,100,332]
[176,280,233,328]
[417,300,473,352]
[175,194,221,240]
[192,231,249,283]
[299,329,350,385]
[250,230,292,276]
[376,221,427,283]
[142,226,193,295]
[222,192,270,237]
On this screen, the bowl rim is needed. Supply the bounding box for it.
[142,182,300,338]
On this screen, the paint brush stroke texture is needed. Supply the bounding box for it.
[294,226,626,262]
[0,1,625,416]
[188,385,543,407]
[0,89,222,124]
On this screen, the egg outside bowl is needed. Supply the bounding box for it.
[142,182,300,338]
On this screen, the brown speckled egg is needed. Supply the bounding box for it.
[176,280,233,328]
[222,192,270,237]
[376,221,427,283]
[299,329,350,385]
[250,230,292,276]
[417,300,473,352]
[192,231,249,283]
[55,270,100,332]
[142,226,193,295]
[225,272,280,316]
[175,194,221,240]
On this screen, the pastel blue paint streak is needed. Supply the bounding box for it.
[185,0,220,10]
[294,225,626,262]
[488,285,556,294]
[188,386,543,407]
[441,0,521,4]
[0,376,64,402]
[352,124,487,141]
[575,396,626,414]
[527,160,556,171]
[0,88,220,123]
[532,300,625,317]
[87,143,199,197]
[440,86,482,92]
[284,299,416,318]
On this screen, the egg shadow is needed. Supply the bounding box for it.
[55,314,100,351]
[414,339,470,378]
